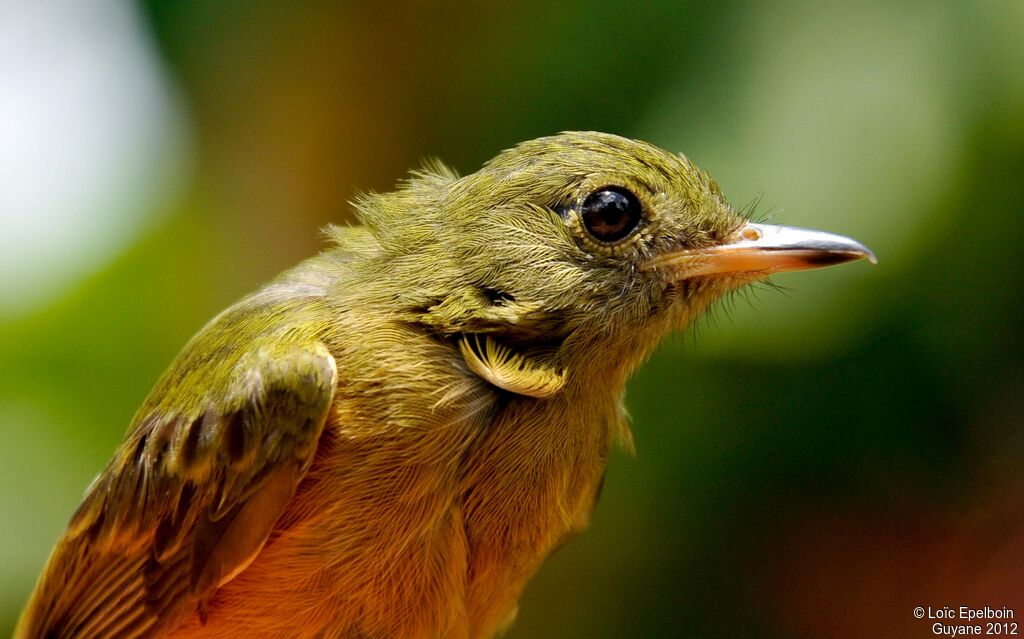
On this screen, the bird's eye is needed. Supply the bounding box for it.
[580,187,643,243]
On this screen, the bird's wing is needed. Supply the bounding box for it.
[17,335,337,639]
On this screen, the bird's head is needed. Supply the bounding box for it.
[337,131,873,397]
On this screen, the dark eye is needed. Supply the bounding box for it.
[580,187,643,242]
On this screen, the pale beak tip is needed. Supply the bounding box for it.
[850,243,877,265]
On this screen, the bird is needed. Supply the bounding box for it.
[16,131,874,639]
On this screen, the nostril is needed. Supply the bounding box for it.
[741,226,762,242]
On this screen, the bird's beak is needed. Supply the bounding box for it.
[645,222,876,280]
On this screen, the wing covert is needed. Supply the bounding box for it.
[17,339,337,639]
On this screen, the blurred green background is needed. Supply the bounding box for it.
[3,1,1023,636]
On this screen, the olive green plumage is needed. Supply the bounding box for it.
[17,132,871,639]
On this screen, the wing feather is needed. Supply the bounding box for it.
[17,336,337,639]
